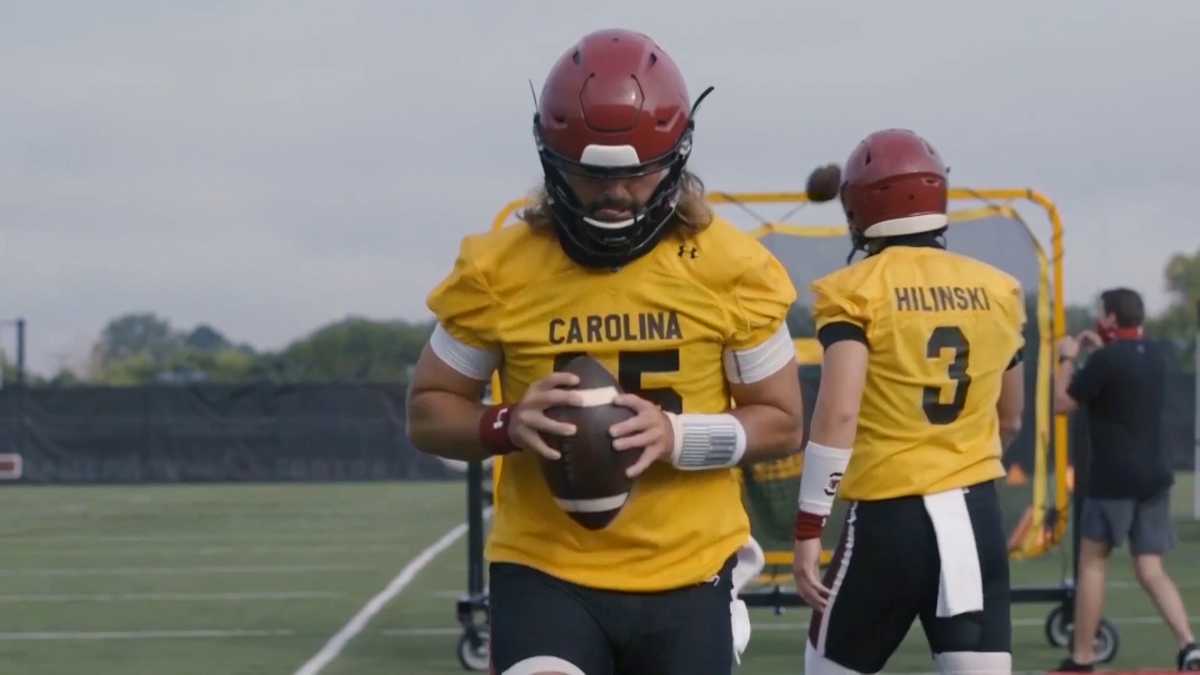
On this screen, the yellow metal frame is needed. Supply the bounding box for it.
[486,187,1070,560]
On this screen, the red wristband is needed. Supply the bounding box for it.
[479,405,521,456]
[793,511,826,541]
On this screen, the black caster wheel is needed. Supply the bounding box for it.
[457,626,490,672]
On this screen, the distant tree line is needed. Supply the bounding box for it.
[4,246,1197,386]
[6,313,434,387]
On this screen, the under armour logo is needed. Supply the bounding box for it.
[677,244,699,259]
[825,472,843,497]
[493,407,509,430]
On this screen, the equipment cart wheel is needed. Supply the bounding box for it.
[1044,605,1070,647]
[1043,607,1119,662]
[457,625,490,672]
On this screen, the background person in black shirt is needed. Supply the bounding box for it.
[1053,288,1199,672]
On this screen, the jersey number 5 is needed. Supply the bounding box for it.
[555,350,684,414]
[923,326,971,424]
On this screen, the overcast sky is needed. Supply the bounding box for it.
[3,1,1198,375]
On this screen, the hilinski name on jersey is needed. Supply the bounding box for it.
[894,286,992,313]
[548,311,683,345]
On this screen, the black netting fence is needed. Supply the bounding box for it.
[0,383,454,483]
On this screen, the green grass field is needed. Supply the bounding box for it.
[1,478,1197,674]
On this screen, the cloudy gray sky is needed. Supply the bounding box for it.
[3,1,1197,375]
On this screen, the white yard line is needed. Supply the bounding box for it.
[0,591,342,603]
[5,543,404,558]
[0,629,295,641]
[380,613,1200,638]
[0,564,367,577]
[291,507,493,675]
[5,534,398,545]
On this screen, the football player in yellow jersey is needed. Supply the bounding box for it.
[791,129,1026,675]
[405,29,805,675]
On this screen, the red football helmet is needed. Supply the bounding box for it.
[840,129,949,253]
[534,29,704,268]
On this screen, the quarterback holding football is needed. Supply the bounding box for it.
[407,28,805,675]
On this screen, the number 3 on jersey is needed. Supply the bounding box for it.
[555,350,684,414]
[922,326,971,424]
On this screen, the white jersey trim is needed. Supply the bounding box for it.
[429,323,500,381]
[816,503,857,655]
[724,322,794,384]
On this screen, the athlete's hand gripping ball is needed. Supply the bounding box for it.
[506,372,582,460]
[610,394,675,478]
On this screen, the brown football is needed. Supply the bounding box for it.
[806,162,843,203]
[540,355,639,530]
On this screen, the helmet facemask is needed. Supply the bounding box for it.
[535,118,693,269]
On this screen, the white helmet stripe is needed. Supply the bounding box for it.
[580,144,641,167]
[862,213,948,238]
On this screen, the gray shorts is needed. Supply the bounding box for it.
[1080,490,1177,555]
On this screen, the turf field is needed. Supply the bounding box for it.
[1,478,1197,674]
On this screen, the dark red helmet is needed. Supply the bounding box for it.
[534,29,704,268]
[840,129,949,248]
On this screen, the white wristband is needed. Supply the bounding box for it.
[797,441,850,516]
[666,413,747,470]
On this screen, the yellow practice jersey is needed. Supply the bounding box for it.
[811,245,1025,501]
[427,217,796,591]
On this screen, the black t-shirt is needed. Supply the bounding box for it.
[1068,339,1173,499]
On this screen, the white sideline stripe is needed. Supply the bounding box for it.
[292,507,494,675]
[0,591,341,603]
[0,564,366,577]
[0,628,294,641]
